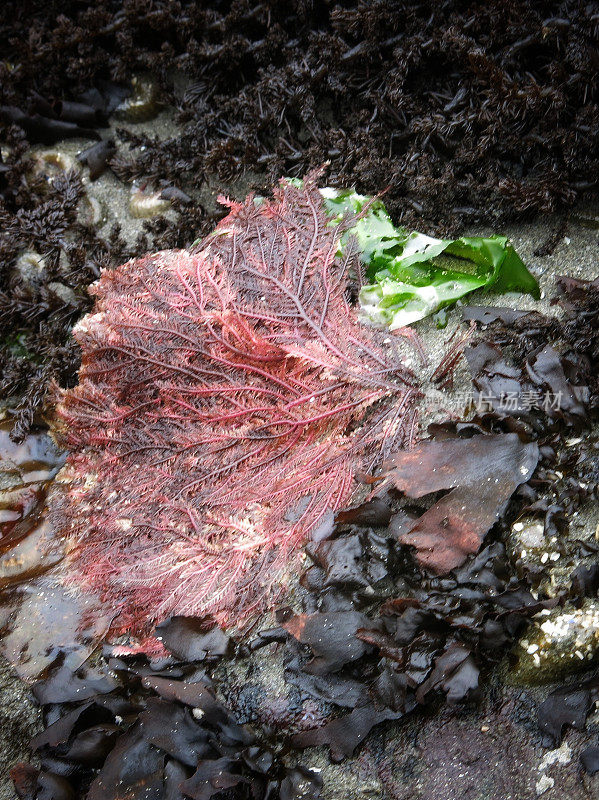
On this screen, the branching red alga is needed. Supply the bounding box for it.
[50,175,420,639]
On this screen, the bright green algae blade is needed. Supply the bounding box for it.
[319,186,540,329]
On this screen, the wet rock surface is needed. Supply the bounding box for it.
[1,4,598,796]
[511,602,599,685]
[0,661,41,800]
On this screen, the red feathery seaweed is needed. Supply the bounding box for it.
[50,175,419,638]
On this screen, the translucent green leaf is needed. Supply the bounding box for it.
[317,187,540,328]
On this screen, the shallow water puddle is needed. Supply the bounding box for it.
[0,423,109,680]
[0,423,65,557]
[0,423,65,582]
[0,574,112,681]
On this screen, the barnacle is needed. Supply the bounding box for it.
[14,251,46,285]
[114,76,162,122]
[128,182,171,218]
[77,193,105,226]
[512,602,599,684]
[34,149,78,179]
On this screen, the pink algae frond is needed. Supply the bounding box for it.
[50,174,420,638]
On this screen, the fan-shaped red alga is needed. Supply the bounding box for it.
[50,175,420,639]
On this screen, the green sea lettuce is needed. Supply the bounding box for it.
[320,187,540,329]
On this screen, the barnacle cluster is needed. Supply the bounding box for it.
[513,601,599,683]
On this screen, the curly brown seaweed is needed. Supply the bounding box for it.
[1,1,597,230]
[256,273,599,762]
[11,649,324,800]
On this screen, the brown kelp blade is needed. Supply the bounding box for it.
[382,434,539,573]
